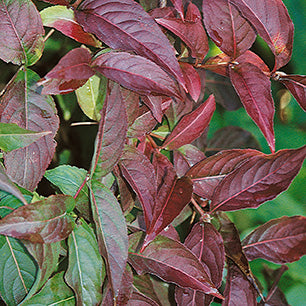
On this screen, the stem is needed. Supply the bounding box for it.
[146,134,159,150]
[191,197,212,222]
[74,175,89,199]
[149,132,165,141]
[265,265,288,302]
[44,29,55,42]
[70,122,98,127]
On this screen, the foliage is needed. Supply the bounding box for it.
[0,0,305,305]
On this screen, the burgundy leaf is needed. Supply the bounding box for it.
[0,69,59,191]
[180,62,202,102]
[210,146,306,212]
[38,0,70,5]
[128,235,223,299]
[0,0,44,66]
[187,149,260,199]
[169,0,184,20]
[141,95,164,123]
[117,264,134,305]
[156,3,209,61]
[237,50,270,73]
[93,52,181,99]
[90,82,128,180]
[40,5,102,47]
[242,216,306,264]
[162,95,215,150]
[128,291,159,306]
[160,225,180,241]
[121,87,140,126]
[40,48,94,95]
[278,74,306,111]
[0,195,75,243]
[75,0,186,89]
[222,262,257,306]
[202,0,256,58]
[175,222,225,306]
[230,0,294,70]
[203,53,231,77]
[120,146,157,230]
[229,62,275,152]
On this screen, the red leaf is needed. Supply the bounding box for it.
[90,82,128,179]
[242,216,306,264]
[203,53,231,77]
[202,0,256,58]
[0,0,44,66]
[0,69,59,191]
[278,74,306,111]
[0,195,75,243]
[237,50,270,73]
[187,149,260,199]
[222,263,257,306]
[229,62,275,152]
[120,146,157,230]
[169,0,184,20]
[40,48,94,95]
[39,0,70,5]
[230,0,294,70]
[128,235,223,299]
[117,265,134,305]
[92,52,181,99]
[121,87,140,126]
[141,95,164,123]
[162,95,215,150]
[210,146,306,213]
[75,0,186,90]
[128,291,159,306]
[156,3,209,61]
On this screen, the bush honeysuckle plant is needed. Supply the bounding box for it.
[0,0,305,305]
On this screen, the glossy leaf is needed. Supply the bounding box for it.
[162,95,215,150]
[21,272,75,306]
[90,180,128,297]
[229,62,275,152]
[187,149,260,199]
[156,3,209,61]
[92,52,181,99]
[242,216,306,264]
[202,0,256,58]
[230,0,294,70]
[120,146,157,229]
[90,82,128,180]
[0,194,75,243]
[40,48,94,95]
[75,0,186,89]
[65,220,104,306]
[222,262,257,306]
[128,235,223,299]
[40,5,102,47]
[210,146,306,212]
[0,69,59,191]
[0,123,51,153]
[0,0,44,66]
[0,236,37,305]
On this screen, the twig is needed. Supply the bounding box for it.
[44,29,55,42]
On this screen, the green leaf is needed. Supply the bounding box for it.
[0,236,37,305]
[0,123,51,153]
[21,272,75,306]
[75,75,107,121]
[65,220,105,306]
[90,180,128,297]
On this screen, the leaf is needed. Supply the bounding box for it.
[92,51,181,99]
[128,291,159,306]
[40,5,102,47]
[278,74,306,111]
[0,69,59,191]
[128,234,223,299]
[0,0,44,66]
[230,0,294,70]
[117,264,134,305]
[20,272,75,306]
[210,146,306,212]
[141,95,164,123]
[65,220,105,306]
[0,123,51,153]
[40,48,95,95]
[229,62,275,152]
[39,0,70,5]
[187,149,260,199]
[202,0,256,58]
[0,194,75,243]
[120,146,157,230]
[162,95,215,150]
[175,222,225,306]
[169,0,184,20]
[0,236,37,305]
[222,262,257,306]
[242,216,306,264]
[90,82,128,180]
[0,164,27,206]
[156,3,209,61]
[90,180,128,297]
[75,0,186,89]
[121,87,140,126]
